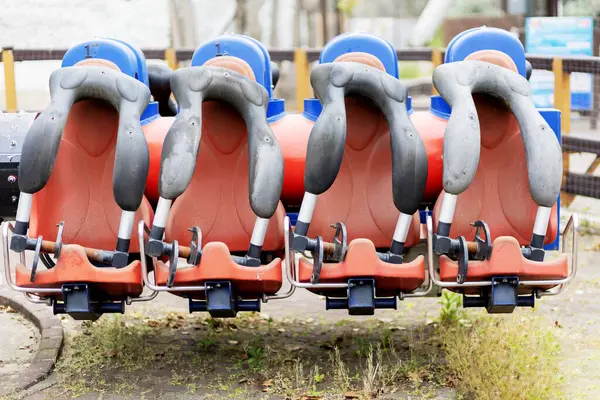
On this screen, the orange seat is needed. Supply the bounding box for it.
[439,237,567,295]
[433,94,566,287]
[298,98,425,292]
[299,239,425,297]
[154,102,285,294]
[15,101,153,297]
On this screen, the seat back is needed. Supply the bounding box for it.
[432,49,561,245]
[307,95,420,247]
[295,33,426,248]
[29,99,152,252]
[17,58,152,253]
[164,100,285,251]
[154,39,285,254]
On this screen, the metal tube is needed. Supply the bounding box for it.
[533,206,552,237]
[2,221,62,293]
[250,217,269,247]
[438,192,457,224]
[392,212,412,244]
[263,217,298,301]
[297,192,318,225]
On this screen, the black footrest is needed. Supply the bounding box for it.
[325,279,396,316]
[463,277,535,314]
[53,284,124,320]
[188,281,261,318]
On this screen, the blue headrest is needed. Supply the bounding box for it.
[444,27,527,78]
[62,39,149,85]
[319,32,398,78]
[62,38,158,124]
[191,34,274,98]
[303,32,410,121]
[109,39,150,87]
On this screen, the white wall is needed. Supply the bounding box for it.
[0,0,170,111]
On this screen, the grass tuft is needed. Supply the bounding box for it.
[438,308,564,400]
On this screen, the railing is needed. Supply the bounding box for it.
[2,47,600,202]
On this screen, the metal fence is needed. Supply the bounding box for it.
[1,47,599,202]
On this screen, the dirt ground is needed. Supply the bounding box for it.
[0,306,39,384]
[0,215,595,400]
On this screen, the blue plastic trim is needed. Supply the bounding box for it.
[267,98,286,121]
[539,108,561,251]
[191,34,273,97]
[302,98,322,122]
[430,95,451,120]
[419,209,432,225]
[287,212,299,226]
[445,27,527,78]
[141,102,160,125]
[320,32,399,78]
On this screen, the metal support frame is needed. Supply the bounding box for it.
[53,283,125,320]
[462,276,535,313]
[425,214,579,297]
[325,278,397,316]
[188,281,261,318]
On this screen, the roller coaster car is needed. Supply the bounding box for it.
[287,46,431,316]
[429,49,578,313]
[3,58,154,320]
[141,51,290,318]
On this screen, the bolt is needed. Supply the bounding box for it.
[7,175,16,183]
[9,140,16,148]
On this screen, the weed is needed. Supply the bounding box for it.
[197,335,217,350]
[205,317,223,330]
[56,314,154,396]
[329,347,352,393]
[170,370,187,386]
[439,290,463,323]
[186,383,197,394]
[313,365,325,383]
[354,336,373,358]
[245,336,267,371]
[439,313,564,400]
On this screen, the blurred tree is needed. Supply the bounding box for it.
[233,0,265,39]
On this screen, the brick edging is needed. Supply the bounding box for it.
[0,288,63,397]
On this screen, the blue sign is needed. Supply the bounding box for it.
[526,17,594,111]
